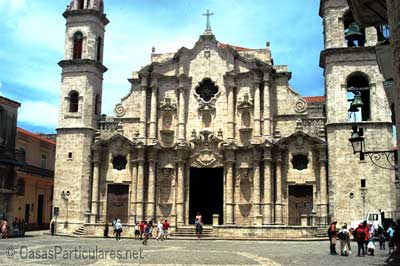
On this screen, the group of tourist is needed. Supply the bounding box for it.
[1,218,26,239]
[105,218,170,245]
[328,220,400,257]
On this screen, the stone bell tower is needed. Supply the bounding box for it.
[319,0,395,223]
[54,0,108,233]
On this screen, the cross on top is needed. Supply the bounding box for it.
[203,9,214,34]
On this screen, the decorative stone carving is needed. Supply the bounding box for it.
[295,134,305,150]
[302,118,325,137]
[159,97,177,112]
[114,103,126,117]
[237,93,254,110]
[294,98,307,113]
[189,129,224,168]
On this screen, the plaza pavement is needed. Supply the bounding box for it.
[0,231,396,266]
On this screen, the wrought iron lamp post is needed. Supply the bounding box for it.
[348,95,397,171]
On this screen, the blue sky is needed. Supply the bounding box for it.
[0,0,324,133]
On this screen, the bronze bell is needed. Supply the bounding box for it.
[345,22,364,47]
[345,22,363,39]
[348,92,364,112]
[352,92,364,109]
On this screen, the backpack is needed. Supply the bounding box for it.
[357,230,366,241]
[338,231,347,240]
[327,226,332,237]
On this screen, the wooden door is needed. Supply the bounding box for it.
[106,184,129,223]
[288,185,313,225]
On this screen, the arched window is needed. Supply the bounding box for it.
[96,37,102,61]
[347,72,370,121]
[73,32,83,59]
[343,10,365,47]
[69,91,79,112]
[77,0,84,9]
[94,94,101,115]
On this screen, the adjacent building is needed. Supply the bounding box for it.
[53,0,398,238]
[0,96,21,220]
[7,128,55,230]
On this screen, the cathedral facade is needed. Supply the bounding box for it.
[53,0,398,237]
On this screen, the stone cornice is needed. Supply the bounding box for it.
[63,9,110,25]
[56,127,97,133]
[58,59,108,73]
[325,121,392,128]
[319,46,377,68]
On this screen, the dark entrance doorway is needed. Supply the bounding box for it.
[106,184,129,223]
[189,168,223,224]
[25,204,30,223]
[288,185,313,225]
[37,194,44,225]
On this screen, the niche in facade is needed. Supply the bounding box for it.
[291,154,309,170]
[112,155,127,170]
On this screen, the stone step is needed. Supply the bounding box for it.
[73,226,85,235]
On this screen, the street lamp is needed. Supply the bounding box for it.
[349,125,365,160]
[348,94,397,170]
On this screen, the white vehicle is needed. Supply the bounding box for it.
[350,210,393,230]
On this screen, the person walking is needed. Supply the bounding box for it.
[114,219,122,241]
[103,223,109,238]
[338,223,350,256]
[377,224,385,250]
[162,219,170,239]
[142,221,151,246]
[139,221,145,240]
[356,223,366,257]
[134,223,140,240]
[388,223,395,253]
[328,221,338,255]
[156,220,163,240]
[1,219,9,239]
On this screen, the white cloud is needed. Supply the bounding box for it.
[18,101,58,128]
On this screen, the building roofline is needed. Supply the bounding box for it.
[0,96,21,108]
[17,127,56,146]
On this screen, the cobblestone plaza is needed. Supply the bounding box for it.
[0,232,395,266]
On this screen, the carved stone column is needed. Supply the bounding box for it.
[130,161,138,223]
[226,86,235,140]
[149,79,158,142]
[318,145,328,224]
[147,156,157,221]
[253,78,262,138]
[225,149,235,224]
[176,151,185,225]
[252,149,261,223]
[275,151,283,224]
[139,78,148,140]
[90,159,100,223]
[177,87,186,142]
[263,73,271,137]
[263,147,272,224]
[136,149,145,222]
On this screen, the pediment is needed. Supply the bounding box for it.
[276,131,326,146]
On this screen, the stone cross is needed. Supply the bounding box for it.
[203,9,214,33]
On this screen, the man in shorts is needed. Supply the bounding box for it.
[162,219,170,239]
